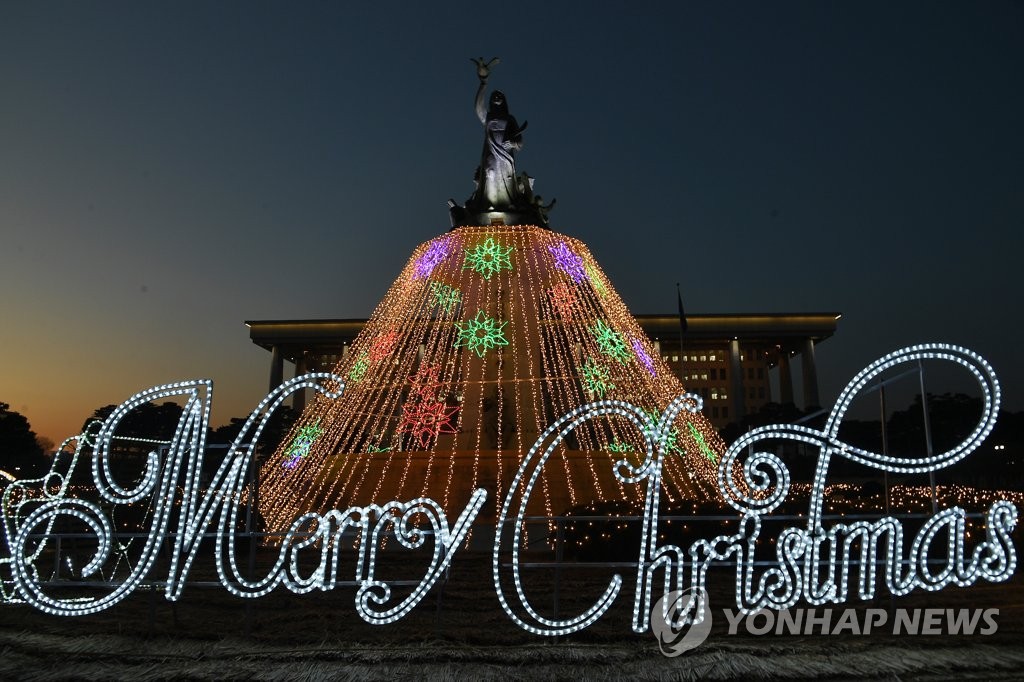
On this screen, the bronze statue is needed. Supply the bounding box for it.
[447,60,554,229]
[468,57,528,211]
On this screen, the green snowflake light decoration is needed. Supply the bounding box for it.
[579,357,615,397]
[430,281,462,313]
[366,442,392,454]
[282,418,324,468]
[454,309,509,358]
[585,262,607,298]
[643,408,684,456]
[463,237,514,280]
[607,440,635,453]
[348,352,369,383]
[590,319,631,364]
[687,421,719,464]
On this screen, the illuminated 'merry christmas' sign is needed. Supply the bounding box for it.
[0,344,1016,636]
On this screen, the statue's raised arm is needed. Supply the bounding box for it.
[471,57,499,124]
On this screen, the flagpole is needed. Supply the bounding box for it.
[676,283,687,383]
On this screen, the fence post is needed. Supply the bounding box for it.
[245,448,258,636]
[879,383,895,619]
[553,518,564,624]
[51,535,62,580]
[434,540,447,632]
[148,583,157,637]
[918,360,938,514]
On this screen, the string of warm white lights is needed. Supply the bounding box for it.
[257,224,724,535]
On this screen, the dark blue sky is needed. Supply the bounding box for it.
[2,1,1022,442]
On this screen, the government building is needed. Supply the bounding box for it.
[246,311,839,429]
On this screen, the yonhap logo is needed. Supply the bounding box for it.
[651,601,1000,654]
[651,588,712,656]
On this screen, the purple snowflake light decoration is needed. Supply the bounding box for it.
[548,242,587,283]
[631,337,656,376]
[413,237,453,280]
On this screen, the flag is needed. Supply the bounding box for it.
[676,283,688,334]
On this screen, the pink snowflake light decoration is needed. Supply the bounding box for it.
[369,330,400,365]
[547,242,587,283]
[547,283,578,319]
[413,237,453,280]
[631,337,656,376]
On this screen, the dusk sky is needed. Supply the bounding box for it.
[2,1,1022,445]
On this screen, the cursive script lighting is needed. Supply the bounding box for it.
[492,343,1016,635]
[2,374,486,621]
[0,344,1017,636]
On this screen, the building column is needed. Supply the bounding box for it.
[293,353,307,413]
[729,339,745,424]
[778,350,794,405]
[269,345,284,393]
[802,337,820,409]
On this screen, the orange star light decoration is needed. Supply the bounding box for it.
[398,398,460,449]
[408,363,442,397]
[369,330,400,365]
[547,283,578,319]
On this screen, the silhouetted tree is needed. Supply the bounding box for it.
[0,403,46,478]
[72,401,192,487]
[203,407,298,485]
[887,393,983,457]
[720,401,808,443]
[81,401,186,444]
[209,406,297,455]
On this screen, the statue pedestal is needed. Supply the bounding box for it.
[451,208,547,229]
